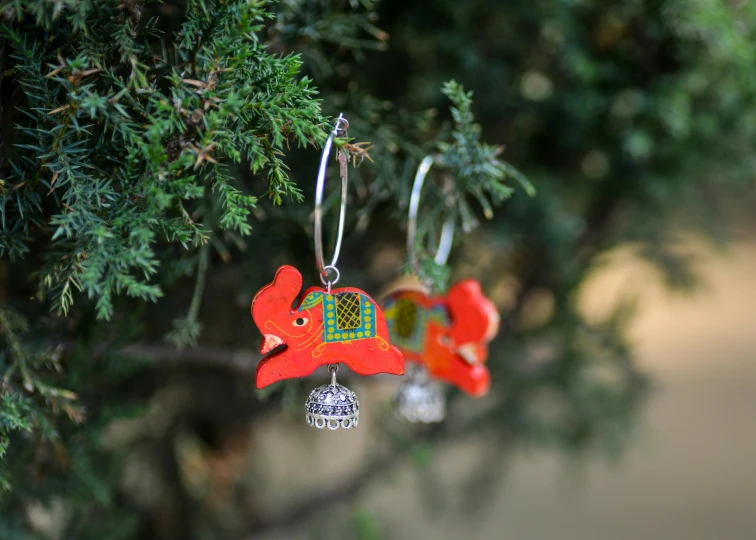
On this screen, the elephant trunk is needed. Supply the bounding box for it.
[251,265,303,339]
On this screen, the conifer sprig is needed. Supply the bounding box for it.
[0,0,327,319]
[438,80,535,231]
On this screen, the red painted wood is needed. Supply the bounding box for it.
[383,279,499,397]
[251,265,405,388]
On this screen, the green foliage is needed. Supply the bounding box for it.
[438,80,534,227]
[351,508,384,540]
[0,307,81,490]
[0,0,752,537]
[400,81,533,289]
[1,0,326,321]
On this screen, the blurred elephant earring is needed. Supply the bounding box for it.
[382,156,500,423]
[250,115,405,430]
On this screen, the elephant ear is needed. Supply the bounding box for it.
[446,279,500,345]
[251,265,303,324]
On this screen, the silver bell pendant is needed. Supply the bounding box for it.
[393,364,446,424]
[305,364,360,430]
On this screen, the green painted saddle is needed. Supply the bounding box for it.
[300,291,377,343]
[383,297,449,354]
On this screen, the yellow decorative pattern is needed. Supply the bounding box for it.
[336,292,361,330]
[321,292,377,343]
[300,292,324,310]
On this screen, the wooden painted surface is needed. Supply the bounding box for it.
[382,278,499,396]
[251,265,405,388]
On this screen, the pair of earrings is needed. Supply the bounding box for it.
[250,115,499,430]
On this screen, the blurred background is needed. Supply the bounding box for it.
[254,226,756,540]
[2,0,756,539]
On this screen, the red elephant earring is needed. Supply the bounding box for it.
[250,115,405,430]
[381,156,500,423]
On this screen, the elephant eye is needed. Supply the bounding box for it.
[293,317,308,327]
[438,335,453,347]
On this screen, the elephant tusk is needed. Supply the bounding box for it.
[260,334,284,354]
[457,343,480,365]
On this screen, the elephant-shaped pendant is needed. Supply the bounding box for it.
[382,279,500,397]
[251,265,405,388]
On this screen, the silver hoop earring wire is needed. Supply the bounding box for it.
[407,155,455,272]
[314,114,349,290]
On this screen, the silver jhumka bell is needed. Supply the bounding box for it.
[393,365,446,423]
[305,365,359,430]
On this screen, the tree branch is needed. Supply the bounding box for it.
[120,342,260,374]
[239,424,446,538]
[56,340,261,375]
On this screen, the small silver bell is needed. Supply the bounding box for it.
[305,365,359,430]
[393,365,446,423]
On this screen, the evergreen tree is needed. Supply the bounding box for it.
[0,0,752,538]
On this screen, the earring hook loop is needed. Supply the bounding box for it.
[407,155,456,271]
[314,114,349,287]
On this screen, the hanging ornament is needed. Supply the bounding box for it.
[381,156,500,422]
[250,115,405,430]
[383,278,499,396]
[392,364,446,423]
